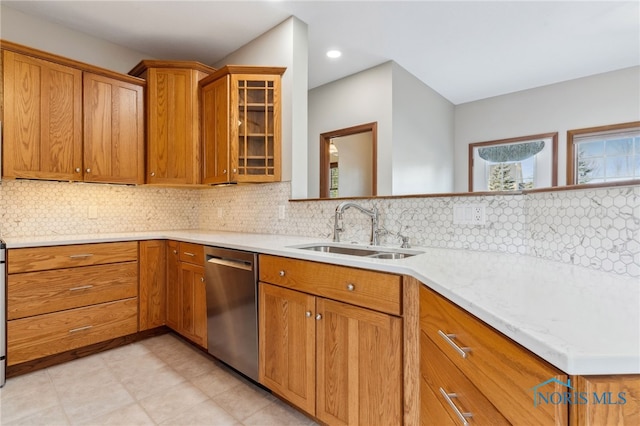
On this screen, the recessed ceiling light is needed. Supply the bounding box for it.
[326,50,342,59]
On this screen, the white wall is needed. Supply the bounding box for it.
[307,61,455,198]
[215,17,308,197]
[0,5,154,73]
[333,132,373,197]
[454,66,640,191]
[391,62,454,194]
[307,62,393,197]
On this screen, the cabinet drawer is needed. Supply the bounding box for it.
[7,298,138,365]
[8,241,139,273]
[259,254,401,315]
[420,286,568,425]
[179,242,204,265]
[8,262,139,319]
[420,331,508,425]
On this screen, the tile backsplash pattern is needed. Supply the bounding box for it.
[1,179,638,277]
[0,180,199,237]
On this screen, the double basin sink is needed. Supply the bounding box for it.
[290,243,423,260]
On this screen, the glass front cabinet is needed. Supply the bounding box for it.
[200,66,286,185]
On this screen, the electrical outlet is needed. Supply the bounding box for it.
[87,205,98,220]
[471,204,486,225]
[453,203,486,225]
[278,205,286,220]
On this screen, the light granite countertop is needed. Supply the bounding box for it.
[3,229,639,376]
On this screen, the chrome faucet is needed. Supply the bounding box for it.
[333,202,380,245]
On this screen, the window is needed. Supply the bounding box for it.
[469,133,558,192]
[567,122,640,185]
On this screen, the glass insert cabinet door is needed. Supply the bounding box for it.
[200,66,286,185]
[236,77,278,179]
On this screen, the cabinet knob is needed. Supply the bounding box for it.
[223,169,227,174]
[346,283,355,291]
[315,313,322,320]
[279,270,285,277]
[232,168,237,173]
[150,172,155,177]
[201,277,205,283]
[305,311,312,318]
[173,250,178,254]
[85,168,91,173]
[75,167,81,173]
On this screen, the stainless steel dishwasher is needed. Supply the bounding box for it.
[204,246,259,381]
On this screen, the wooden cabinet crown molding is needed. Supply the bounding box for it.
[128,59,217,77]
[198,65,286,87]
[0,39,145,86]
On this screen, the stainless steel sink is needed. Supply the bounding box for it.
[290,243,422,259]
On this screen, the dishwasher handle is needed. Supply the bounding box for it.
[207,255,253,271]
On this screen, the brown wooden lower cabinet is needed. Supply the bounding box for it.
[570,375,640,426]
[165,240,207,348]
[6,241,140,367]
[139,240,167,330]
[259,282,403,426]
[8,298,138,365]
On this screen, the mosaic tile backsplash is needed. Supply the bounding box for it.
[1,179,638,277]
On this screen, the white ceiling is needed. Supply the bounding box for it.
[3,0,639,104]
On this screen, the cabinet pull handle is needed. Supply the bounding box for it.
[85,168,91,173]
[173,250,178,254]
[315,313,322,320]
[439,388,472,425]
[69,325,93,333]
[438,330,470,359]
[200,277,205,283]
[183,252,196,257]
[305,311,312,318]
[69,285,93,292]
[75,167,81,173]
[69,254,93,259]
[346,283,355,291]
[150,172,156,177]
[279,270,285,277]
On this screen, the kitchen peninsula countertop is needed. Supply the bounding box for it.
[3,229,639,376]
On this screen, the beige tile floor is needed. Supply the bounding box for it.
[0,333,318,425]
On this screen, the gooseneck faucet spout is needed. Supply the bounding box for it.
[333,202,379,245]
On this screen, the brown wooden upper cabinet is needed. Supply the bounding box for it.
[129,61,215,185]
[199,66,285,185]
[2,44,145,184]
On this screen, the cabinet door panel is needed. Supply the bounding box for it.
[3,50,82,180]
[139,240,167,330]
[316,298,402,426]
[201,75,230,184]
[146,68,200,184]
[83,72,144,184]
[179,262,207,348]
[166,240,181,330]
[259,283,316,415]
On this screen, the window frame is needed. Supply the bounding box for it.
[468,132,558,192]
[567,121,640,186]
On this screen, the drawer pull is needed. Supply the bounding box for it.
[438,330,470,358]
[69,325,93,333]
[316,313,322,320]
[183,252,196,257]
[279,270,285,277]
[346,283,355,291]
[69,285,93,292]
[305,311,312,318]
[69,254,94,259]
[439,388,472,425]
